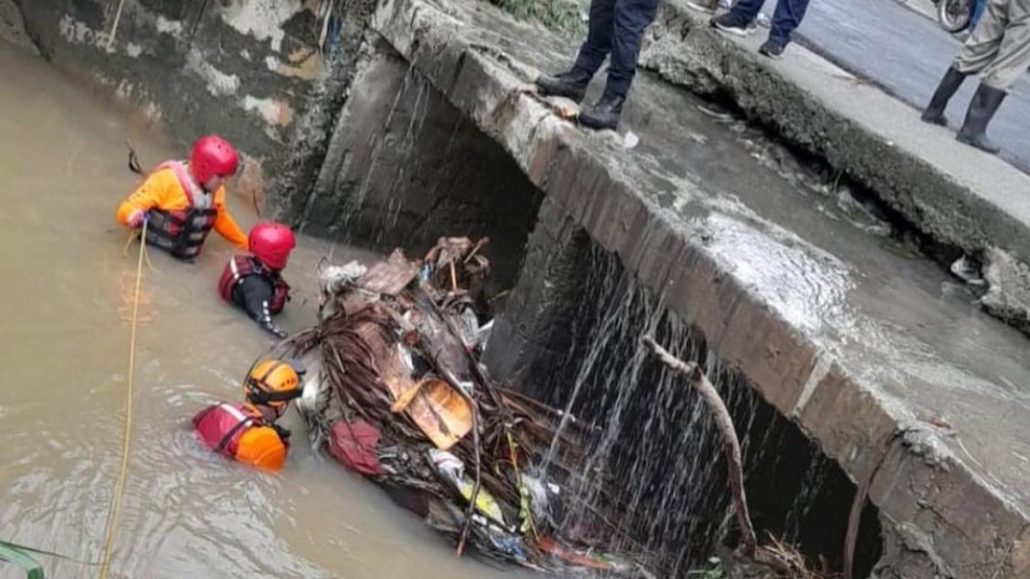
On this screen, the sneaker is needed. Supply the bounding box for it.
[686,0,718,13]
[758,40,785,59]
[711,13,751,36]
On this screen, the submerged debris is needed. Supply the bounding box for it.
[287,236,654,575]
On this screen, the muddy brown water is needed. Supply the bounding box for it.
[0,42,532,579]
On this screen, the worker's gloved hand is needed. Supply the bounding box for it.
[127,210,147,228]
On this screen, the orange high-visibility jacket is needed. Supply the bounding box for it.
[116,165,248,250]
[193,402,288,471]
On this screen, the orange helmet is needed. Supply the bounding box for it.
[244,360,301,414]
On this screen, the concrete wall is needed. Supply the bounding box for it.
[13,0,341,202]
[286,37,545,293]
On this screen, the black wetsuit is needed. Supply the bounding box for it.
[231,274,287,338]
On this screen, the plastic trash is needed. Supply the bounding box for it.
[429,449,508,527]
[390,378,472,449]
[950,255,985,286]
[476,319,494,351]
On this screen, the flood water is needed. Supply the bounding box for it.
[0,41,529,579]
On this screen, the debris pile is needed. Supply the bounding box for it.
[288,237,654,575]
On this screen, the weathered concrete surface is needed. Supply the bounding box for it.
[640,1,1030,333]
[369,0,1030,575]
[11,0,336,202]
[0,0,36,53]
[481,194,591,389]
[791,0,1030,176]
[287,35,544,291]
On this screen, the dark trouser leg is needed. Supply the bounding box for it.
[727,0,764,23]
[957,83,1007,153]
[573,0,618,77]
[921,66,967,125]
[604,0,661,99]
[768,0,811,47]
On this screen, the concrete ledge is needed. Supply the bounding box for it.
[641,0,1030,297]
[370,0,1030,575]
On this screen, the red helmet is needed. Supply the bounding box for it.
[249,222,296,270]
[190,135,239,185]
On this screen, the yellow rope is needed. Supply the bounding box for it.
[121,230,154,271]
[99,220,148,579]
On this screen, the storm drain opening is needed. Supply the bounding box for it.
[279,32,887,577]
[509,245,883,577]
[291,37,545,298]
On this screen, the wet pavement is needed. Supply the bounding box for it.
[0,40,532,579]
[787,0,1030,174]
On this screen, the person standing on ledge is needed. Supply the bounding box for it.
[921,0,1030,154]
[534,0,661,130]
[710,0,810,60]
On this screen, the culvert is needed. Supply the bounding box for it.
[490,243,884,576]
[275,0,1030,573]
[8,0,1027,575]
[286,38,544,297]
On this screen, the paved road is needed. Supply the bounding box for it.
[781,0,1030,174]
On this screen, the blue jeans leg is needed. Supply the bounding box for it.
[728,0,765,23]
[768,0,810,47]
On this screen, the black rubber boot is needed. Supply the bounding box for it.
[921,66,967,126]
[579,93,625,131]
[535,69,592,103]
[957,83,1007,154]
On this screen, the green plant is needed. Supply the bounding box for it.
[493,0,587,36]
[0,540,44,579]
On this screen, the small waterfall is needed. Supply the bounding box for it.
[345,62,426,245]
[527,246,881,575]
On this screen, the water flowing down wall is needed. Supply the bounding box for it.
[11,0,1030,576]
[283,38,544,294]
[491,222,884,575]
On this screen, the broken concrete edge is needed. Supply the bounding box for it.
[638,0,1030,337]
[370,0,1030,574]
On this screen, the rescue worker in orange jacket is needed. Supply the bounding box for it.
[218,222,297,338]
[193,360,302,470]
[116,135,249,260]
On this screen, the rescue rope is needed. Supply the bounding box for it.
[98,219,149,579]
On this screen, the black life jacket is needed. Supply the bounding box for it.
[218,255,291,314]
[144,161,218,261]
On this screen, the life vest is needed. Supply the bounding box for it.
[217,255,291,314]
[144,161,218,260]
[193,402,289,470]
